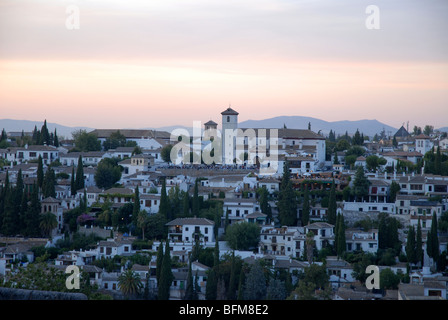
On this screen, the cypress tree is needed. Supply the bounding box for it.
[237,267,244,300]
[37,155,44,189]
[75,155,84,191]
[53,128,59,147]
[227,251,237,300]
[301,185,310,227]
[158,240,174,300]
[1,185,16,235]
[182,190,190,217]
[133,186,140,225]
[427,213,440,265]
[70,166,76,196]
[205,268,217,300]
[24,183,41,237]
[416,218,423,266]
[406,226,416,264]
[184,262,194,300]
[327,180,337,225]
[192,178,199,217]
[42,168,56,198]
[259,187,272,223]
[159,179,170,219]
[278,162,297,226]
[156,240,164,284]
[19,190,28,235]
[336,213,346,258]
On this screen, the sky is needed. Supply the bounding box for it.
[0,0,447,130]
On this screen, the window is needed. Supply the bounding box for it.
[204,227,208,234]
[227,116,230,122]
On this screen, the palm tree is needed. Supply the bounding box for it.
[39,212,58,238]
[137,210,148,240]
[118,269,143,299]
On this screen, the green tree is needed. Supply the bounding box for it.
[266,278,287,300]
[380,268,400,290]
[278,162,297,226]
[352,166,370,201]
[301,186,310,227]
[192,178,200,217]
[23,184,41,237]
[405,225,416,264]
[72,129,101,152]
[159,179,171,219]
[257,187,272,223]
[39,212,58,238]
[37,155,44,189]
[118,269,143,299]
[326,181,337,225]
[132,186,140,225]
[389,181,401,203]
[289,264,331,300]
[182,190,190,217]
[102,130,127,150]
[415,218,423,266]
[75,155,84,191]
[94,158,121,189]
[70,166,76,196]
[427,212,440,266]
[243,261,266,300]
[42,168,56,198]
[156,240,164,284]
[161,144,174,163]
[336,213,346,257]
[226,222,260,251]
[205,268,217,300]
[158,240,174,300]
[365,155,387,172]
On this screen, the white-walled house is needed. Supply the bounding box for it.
[343,201,395,214]
[165,217,215,245]
[305,222,335,251]
[140,194,160,214]
[345,228,379,253]
[15,145,59,165]
[60,151,110,166]
[222,198,261,225]
[97,238,135,258]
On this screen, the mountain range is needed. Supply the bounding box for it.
[1,117,445,140]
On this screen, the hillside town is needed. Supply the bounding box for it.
[0,108,447,300]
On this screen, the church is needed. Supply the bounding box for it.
[201,106,326,176]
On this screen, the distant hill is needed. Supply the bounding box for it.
[437,127,448,133]
[0,119,93,140]
[239,116,398,137]
[0,116,400,140]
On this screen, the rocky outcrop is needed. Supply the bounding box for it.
[0,287,87,300]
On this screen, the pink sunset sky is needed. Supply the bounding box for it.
[0,0,447,130]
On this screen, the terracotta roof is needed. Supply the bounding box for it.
[414,134,431,140]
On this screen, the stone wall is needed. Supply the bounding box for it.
[0,287,87,300]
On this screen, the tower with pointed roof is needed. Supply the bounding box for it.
[221,106,239,164]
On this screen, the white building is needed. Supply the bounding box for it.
[165,217,215,245]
